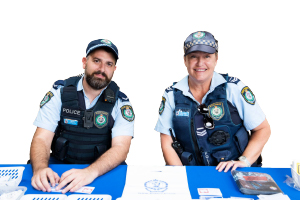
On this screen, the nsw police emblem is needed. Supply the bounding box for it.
[101,39,112,45]
[40,91,54,108]
[121,105,135,122]
[144,179,168,192]
[208,102,225,120]
[241,86,256,105]
[159,97,166,115]
[94,111,109,128]
[193,31,205,39]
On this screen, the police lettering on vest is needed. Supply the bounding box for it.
[62,108,81,116]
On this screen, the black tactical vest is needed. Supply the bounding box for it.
[51,76,119,164]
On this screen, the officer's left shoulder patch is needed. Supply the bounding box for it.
[121,105,135,122]
[40,91,54,108]
[228,76,240,84]
[159,97,166,115]
[241,86,256,105]
[118,91,129,102]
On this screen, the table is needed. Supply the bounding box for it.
[1,164,299,200]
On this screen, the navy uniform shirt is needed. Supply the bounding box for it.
[155,72,265,136]
[34,76,134,138]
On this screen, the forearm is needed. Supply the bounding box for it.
[87,144,129,177]
[30,137,50,172]
[30,128,54,173]
[160,133,182,166]
[242,122,271,165]
[162,146,183,166]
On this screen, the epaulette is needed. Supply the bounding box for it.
[53,80,64,89]
[53,74,84,90]
[165,82,177,93]
[227,76,240,84]
[118,91,129,102]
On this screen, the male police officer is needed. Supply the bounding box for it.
[30,39,134,193]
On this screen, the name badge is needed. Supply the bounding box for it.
[63,118,78,126]
[175,109,190,117]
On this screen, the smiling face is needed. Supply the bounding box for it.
[82,48,117,90]
[184,51,218,84]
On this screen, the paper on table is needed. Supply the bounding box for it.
[258,193,290,200]
[50,184,94,194]
[121,166,191,200]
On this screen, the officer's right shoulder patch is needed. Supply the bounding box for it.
[53,80,64,90]
[40,91,54,108]
[159,96,166,115]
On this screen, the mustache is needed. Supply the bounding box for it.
[92,71,108,79]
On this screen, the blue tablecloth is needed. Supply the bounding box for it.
[1,164,299,200]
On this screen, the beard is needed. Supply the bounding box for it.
[85,67,113,90]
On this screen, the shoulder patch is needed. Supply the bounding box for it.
[53,80,64,90]
[228,76,240,84]
[241,86,256,105]
[159,96,166,115]
[40,91,54,108]
[121,105,135,122]
[118,91,129,102]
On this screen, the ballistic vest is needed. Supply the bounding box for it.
[51,76,119,164]
[172,74,254,166]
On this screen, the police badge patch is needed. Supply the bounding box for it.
[208,102,225,120]
[94,111,109,128]
[241,86,256,105]
[121,105,135,122]
[159,97,166,115]
[40,91,54,108]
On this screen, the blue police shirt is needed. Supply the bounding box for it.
[34,76,134,138]
[155,72,266,136]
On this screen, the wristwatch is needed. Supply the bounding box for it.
[238,156,251,167]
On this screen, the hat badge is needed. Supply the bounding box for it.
[101,39,112,45]
[193,32,205,39]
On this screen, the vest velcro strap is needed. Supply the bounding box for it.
[62,87,78,102]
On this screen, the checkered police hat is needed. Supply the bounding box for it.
[86,39,119,59]
[184,31,218,55]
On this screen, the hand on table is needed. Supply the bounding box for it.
[31,167,60,192]
[55,168,98,194]
[216,160,247,172]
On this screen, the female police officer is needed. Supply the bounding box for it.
[155,31,270,172]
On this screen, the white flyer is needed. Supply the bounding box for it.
[121,166,191,200]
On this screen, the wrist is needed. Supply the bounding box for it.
[238,156,251,167]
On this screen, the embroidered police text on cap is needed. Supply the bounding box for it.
[184,31,218,55]
[86,39,119,59]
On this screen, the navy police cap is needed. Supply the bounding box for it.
[184,31,218,55]
[86,39,119,59]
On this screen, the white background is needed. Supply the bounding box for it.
[0,0,299,168]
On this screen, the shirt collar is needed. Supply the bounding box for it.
[173,71,227,102]
[77,75,108,106]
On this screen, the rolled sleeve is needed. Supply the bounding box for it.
[154,91,175,136]
[33,87,62,133]
[227,81,266,131]
[111,99,134,138]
